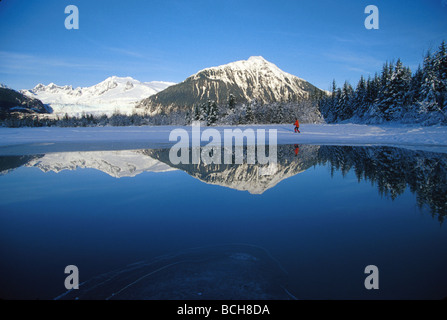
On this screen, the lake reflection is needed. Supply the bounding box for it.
[0,144,446,300]
[2,145,446,221]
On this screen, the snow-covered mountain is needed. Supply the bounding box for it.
[22,76,175,116]
[137,56,324,114]
[25,150,176,178]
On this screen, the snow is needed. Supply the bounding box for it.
[197,56,304,81]
[21,76,175,117]
[188,56,314,102]
[26,150,175,178]
[0,124,446,155]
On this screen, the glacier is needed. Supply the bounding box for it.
[21,76,175,117]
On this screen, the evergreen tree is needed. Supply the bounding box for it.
[192,104,201,121]
[337,81,354,121]
[330,79,338,120]
[199,101,209,122]
[419,51,439,113]
[228,94,236,112]
[273,103,284,123]
[332,87,342,122]
[319,80,337,122]
[434,41,447,109]
[353,75,367,118]
[409,65,423,104]
[376,61,394,119]
[385,58,410,120]
[364,75,377,111]
[402,65,413,106]
[208,100,218,125]
[245,101,255,123]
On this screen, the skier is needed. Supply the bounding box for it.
[294,118,300,133]
[294,144,299,156]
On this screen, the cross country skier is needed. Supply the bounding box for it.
[294,118,300,133]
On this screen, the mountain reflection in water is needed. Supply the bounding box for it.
[1,144,446,221]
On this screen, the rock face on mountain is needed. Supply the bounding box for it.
[0,86,49,114]
[136,56,325,115]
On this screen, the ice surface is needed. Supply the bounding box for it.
[0,124,446,155]
[55,244,294,300]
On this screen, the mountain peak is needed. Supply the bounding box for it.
[193,56,285,80]
[247,56,267,62]
[104,76,135,81]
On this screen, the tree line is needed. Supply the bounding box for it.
[319,41,447,125]
[0,97,323,128]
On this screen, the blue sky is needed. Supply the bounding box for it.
[1,0,447,91]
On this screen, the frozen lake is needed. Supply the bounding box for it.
[0,139,446,299]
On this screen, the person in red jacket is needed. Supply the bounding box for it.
[294,118,300,133]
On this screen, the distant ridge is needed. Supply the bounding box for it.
[21,76,175,116]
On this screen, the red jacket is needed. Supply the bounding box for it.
[294,120,299,127]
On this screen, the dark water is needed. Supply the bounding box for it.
[0,144,446,300]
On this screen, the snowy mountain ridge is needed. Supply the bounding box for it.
[195,56,305,84]
[137,56,324,114]
[192,56,309,101]
[21,76,175,116]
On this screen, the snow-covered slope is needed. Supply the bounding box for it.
[137,56,324,114]
[25,150,175,178]
[22,76,175,116]
[191,56,316,102]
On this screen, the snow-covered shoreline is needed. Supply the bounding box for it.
[0,124,446,155]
